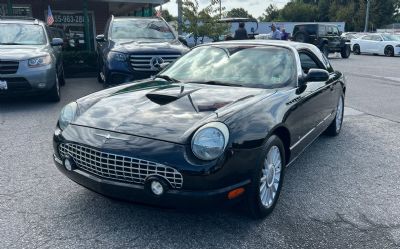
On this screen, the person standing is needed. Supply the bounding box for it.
[269,23,282,40]
[281,28,289,40]
[234,22,248,40]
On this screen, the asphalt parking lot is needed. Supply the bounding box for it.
[1,54,400,248]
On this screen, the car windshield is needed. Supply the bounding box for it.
[111,19,175,40]
[381,34,400,41]
[161,45,297,88]
[0,24,46,45]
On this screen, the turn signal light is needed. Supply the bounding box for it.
[227,188,245,200]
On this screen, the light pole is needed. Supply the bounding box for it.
[364,0,370,32]
[177,0,183,35]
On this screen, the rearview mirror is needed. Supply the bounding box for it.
[305,69,330,82]
[51,38,63,46]
[96,34,105,42]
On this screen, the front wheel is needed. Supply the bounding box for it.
[353,44,361,55]
[246,135,286,219]
[341,45,351,58]
[325,94,344,136]
[47,72,61,102]
[384,46,394,57]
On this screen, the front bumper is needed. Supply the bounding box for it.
[53,125,262,207]
[54,154,250,207]
[0,61,56,96]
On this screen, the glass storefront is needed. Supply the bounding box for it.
[0,4,32,16]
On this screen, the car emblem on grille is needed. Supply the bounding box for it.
[150,57,164,70]
[95,133,129,142]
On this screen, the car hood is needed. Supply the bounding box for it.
[111,39,188,54]
[73,81,276,144]
[0,45,47,60]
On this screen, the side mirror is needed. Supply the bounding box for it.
[96,34,105,42]
[305,69,330,83]
[178,35,188,47]
[51,38,64,46]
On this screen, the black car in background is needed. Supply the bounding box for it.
[292,23,351,58]
[96,16,189,87]
[54,41,345,218]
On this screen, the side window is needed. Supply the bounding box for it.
[372,35,382,41]
[299,52,323,74]
[333,27,339,35]
[362,35,372,40]
[318,25,326,36]
[326,26,333,35]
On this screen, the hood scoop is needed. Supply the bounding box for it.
[146,85,199,105]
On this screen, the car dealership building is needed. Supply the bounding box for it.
[0,0,169,51]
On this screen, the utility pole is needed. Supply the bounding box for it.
[364,0,370,32]
[177,0,183,35]
[219,0,222,18]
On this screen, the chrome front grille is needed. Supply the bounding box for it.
[130,54,180,71]
[0,60,19,74]
[58,143,183,189]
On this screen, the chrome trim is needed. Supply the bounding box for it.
[58,143,183,189]
[129,54,180,71]
[290,112,332,151]
[94,133,130,141]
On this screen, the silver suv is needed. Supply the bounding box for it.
[0,17,65,102]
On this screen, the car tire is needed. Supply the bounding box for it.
[293,32,309,43]
[48,72,61,102]
[246,135,286,219]
[341,45,351,59]
[384,46,394,57]
[321,44,329,58]
[325,94,344,136]
[353,44,361,55]
[59,64,66,86]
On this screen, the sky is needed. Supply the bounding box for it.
[161,0,290,19]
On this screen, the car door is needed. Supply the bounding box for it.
[361,35,374,53]
[47,27,62,74]
[97,18,112,72]
[285,50,337,159]
[329,26,341,50]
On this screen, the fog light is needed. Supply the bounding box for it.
[38,83,46,88]
[151,181,164,196]
[64,158,72,171]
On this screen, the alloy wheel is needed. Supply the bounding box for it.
[336,96,344,133]
[259,146,282,208]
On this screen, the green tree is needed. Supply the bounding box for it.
[280,1,318,22]
[226,8,254,18]
[160,10,177,22]
[259,4,280,22]
[182,0,229,45]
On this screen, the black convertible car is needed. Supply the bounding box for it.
[53,41,345,218]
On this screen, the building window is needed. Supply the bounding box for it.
[0,4,32,16]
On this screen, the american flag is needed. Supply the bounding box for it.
[47,5,54,26]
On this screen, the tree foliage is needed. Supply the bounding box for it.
[259,0,399,31]
[182,0,229,45]
[226,8,254,19]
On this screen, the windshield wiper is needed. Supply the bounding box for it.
[188,80,243,87]
[154,75,181,83]
[0,42,25,45]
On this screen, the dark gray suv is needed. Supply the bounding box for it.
[292,23,351,59]
[0,17,65,101]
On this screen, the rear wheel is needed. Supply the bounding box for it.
[341,45,351,58]
[48,72,61,102]
[353,44,361,55]
[293,32,309,43]
[246,135,285,219]
[322,44,329,58]
[384,46,394,57]
[325,94,344,136]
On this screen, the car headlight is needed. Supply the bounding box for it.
[108,51,128,62]
[58,102,78,130]
[191,122,229,161]
[28,55,52,67]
